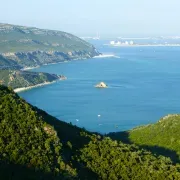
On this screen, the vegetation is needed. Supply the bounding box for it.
[0,23,100,90]
[80,137,180,180]
[0,23,99,68]
[0,55,20,69]
[128,114,180,160]
[0,70,61,89]
[1,85,180,179]
[0,85,77,179]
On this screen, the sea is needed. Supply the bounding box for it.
[19,39,180,134]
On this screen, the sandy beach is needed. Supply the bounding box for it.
[21,66,40,71]
[14,81,57,93]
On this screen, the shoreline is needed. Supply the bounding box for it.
[93,54,120,58]
[21,66,40,71]
[14,80,57,93]
[14,54,99,92]
[104,44,180,47]
[21,55,98,70]
[93,54,115,58]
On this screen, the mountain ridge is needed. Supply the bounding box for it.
[0,23,100,90]
[0,23,100,69]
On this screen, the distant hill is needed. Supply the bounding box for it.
[0,70,62,90]
[0,23,100,69]
[1,85,180,179]
[0,23,100,90]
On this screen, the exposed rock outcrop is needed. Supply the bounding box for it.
[95,82,108,88]
[59,75,67,80]
[0,23,101,69]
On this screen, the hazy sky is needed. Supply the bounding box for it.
[1,0,180,37]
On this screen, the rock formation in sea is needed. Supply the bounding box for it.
[59,75,67,80]
[95,82,108,88]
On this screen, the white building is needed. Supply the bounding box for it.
[116,41,121,45]
[130,41,134,45]
[110,41,115,45]
[125,41,129,45]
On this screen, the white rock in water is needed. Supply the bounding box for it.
[95,82,108,88]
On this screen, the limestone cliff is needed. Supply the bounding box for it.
[0,23,100,69]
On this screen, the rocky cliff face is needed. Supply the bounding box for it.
[1,49,99,69]
[0,23,100,69]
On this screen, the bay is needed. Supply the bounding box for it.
[19,42,180,133]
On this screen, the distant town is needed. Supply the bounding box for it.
[110,40,134,46]
[80,35,180,47]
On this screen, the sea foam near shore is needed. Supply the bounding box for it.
[93,54,120,58]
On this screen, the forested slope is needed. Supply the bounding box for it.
[1,85,180,179]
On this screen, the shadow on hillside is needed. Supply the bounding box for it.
[108,131,180,164]
[0,160,99,180]
[0,160,63,180]
[33,106,99,180]
[139,145,179,163]
[34,107,92,148]
[108,131,132,144]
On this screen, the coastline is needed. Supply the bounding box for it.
[93,54,120,58]
[104,44,180,47]
[21,66,40,71]
[93,54,115,58]
[14,80,57,93]
[14,54,98,93]
[21,55,97,70]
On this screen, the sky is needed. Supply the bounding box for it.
[0,0,180,37]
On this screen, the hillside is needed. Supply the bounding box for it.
[1,85,180,179]
[128,114,180,160]
[0,55,21,69]
[0,23,100,69]
[0,85,77,179]
[0,70,63,90]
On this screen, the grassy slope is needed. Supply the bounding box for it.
[108,114,180,163]
[128,114,180,159]
[0,23,95,53]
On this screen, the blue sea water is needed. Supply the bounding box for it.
[19,42,180,134]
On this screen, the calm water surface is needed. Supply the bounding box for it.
[19,43,180,133]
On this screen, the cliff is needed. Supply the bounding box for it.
[0,23,100,69]
[0,23,100,90]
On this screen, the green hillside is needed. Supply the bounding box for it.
[128,114,180,160]
[0,70,62,89]
[0,85,77,179]
[79,137,180,180]
[0,23,100,68]
[1,85,180,179]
